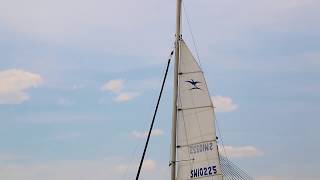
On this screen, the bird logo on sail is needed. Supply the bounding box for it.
[186,79,201,90]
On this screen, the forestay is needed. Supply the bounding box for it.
[176,40,223,180]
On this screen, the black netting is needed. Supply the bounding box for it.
[220,156,255,180]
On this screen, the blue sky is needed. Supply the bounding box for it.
[0,0,319,180]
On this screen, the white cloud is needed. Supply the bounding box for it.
[101,79,124,93]
[101,79,140,102]
[102,78,163,103]
[211,96,238,112]
[219,145,264,158]
[114,92,140,102]
[0,69,43,104]
[142,159,156,171]
[132,129,164,139]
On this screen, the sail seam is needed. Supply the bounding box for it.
[178,105,213,111]
[177,139,217,147]
[179,71,203,75]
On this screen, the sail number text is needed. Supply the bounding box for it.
[189,142,214,154]
[190,165,217,178]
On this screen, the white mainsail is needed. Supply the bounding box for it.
[176,40,223,180]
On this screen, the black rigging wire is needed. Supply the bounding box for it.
[135,50,174,180]
[182,2,202,67]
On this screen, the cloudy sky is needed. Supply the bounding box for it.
[0,0,319,180]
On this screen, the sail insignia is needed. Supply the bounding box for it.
[185,79,202,90]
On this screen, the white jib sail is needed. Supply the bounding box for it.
[176,40,223,180]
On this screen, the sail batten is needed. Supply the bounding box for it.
[176,40,223,180]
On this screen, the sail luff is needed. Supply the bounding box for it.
[171,0,182,180]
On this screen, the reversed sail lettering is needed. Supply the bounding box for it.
[189,142,214,154]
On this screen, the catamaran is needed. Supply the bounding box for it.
[135,0,254,180]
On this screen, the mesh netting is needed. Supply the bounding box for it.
[220,156,255,180]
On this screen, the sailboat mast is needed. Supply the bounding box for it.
[171,0,182,180]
